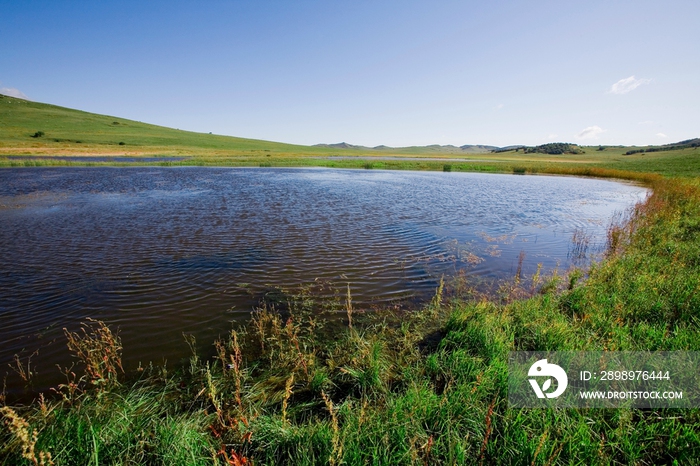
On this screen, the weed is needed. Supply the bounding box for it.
[281,373,294,425]
[0,407,53,465]
[63,319,123,390]
[217,330,244,408]
[430,276,445,312]
[530,263,543,293]
[10,351,38,386]
[570,228,591,259]
[478,396,497,466]
[346,283,353,329]
[321,391,342,466]
[567,268,583,290]
[606,209,632,256]
[515,250,526,284]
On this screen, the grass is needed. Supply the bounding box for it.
[2,96,700,464]
[3,94,700,179]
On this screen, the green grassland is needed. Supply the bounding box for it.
[0,94,323,156]
[3,94,699,178]
[2,96,700,464]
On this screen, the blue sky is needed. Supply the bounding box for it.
[1,0,698,147]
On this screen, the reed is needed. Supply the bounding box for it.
[570,228,591,260]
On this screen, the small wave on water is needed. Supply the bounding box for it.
[0,167,648,396]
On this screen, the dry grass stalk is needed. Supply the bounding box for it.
[321,391,342,466]
[284,318,309,378]
[183,332,200,377]
[605,208,634,257]
[544,443,564,466]
[11,351,38,384]
[531,263,543,294]
[478,396,497,466]
[515,251,526,285]
[205,362,223,421]
[63,319,123,389]
[421,435,434,466]
[0,406,54,465]
[531,430,548,466]
[430,276,445,312]
[229,330,244,408]
[252,304,284,358]
[53,365,81,402]
[281,373,295,425]
[252,308,267,353]
[37,394,51,419]
[346,283,353,329]
[570,228,591,259]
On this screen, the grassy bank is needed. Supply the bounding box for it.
[3,146,699,181]
[2,176,700,465]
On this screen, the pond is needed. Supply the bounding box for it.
[0,167,647,396]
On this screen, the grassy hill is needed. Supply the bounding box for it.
[0,95,495,157]
[0,94,320,156]
[1,94,700,177]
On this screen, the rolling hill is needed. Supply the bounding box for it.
[0,93,316,156]
[2,94,699,178]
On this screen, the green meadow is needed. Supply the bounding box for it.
[3,93,699,178]
[2,95,700,465]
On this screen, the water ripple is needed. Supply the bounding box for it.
[0,167,647,395]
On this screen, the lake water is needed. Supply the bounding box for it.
[0,167,647,396]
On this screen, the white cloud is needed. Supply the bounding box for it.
[608,76,651,95]
[495,103,504,110]
[638,120,655,126]
[0,86,29,100]
[656,133,668,138]
[575,126,605,140]
[547,133,558,139]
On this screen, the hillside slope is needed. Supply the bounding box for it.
[0,94,315,156]
[2,94,698,177]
